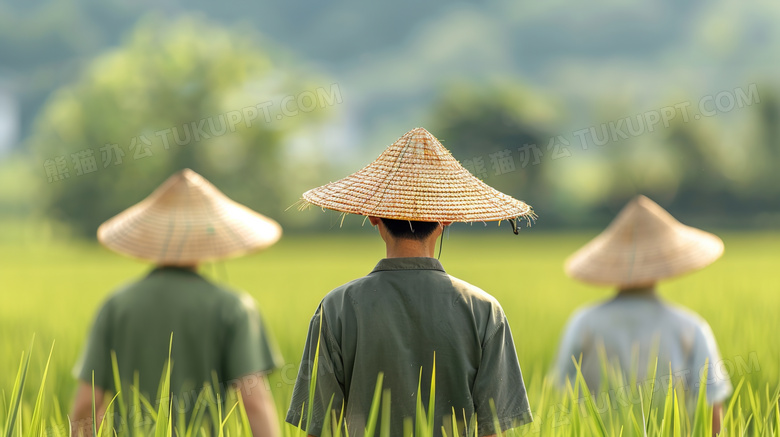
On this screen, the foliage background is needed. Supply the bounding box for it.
[0,0,779,234]
[1,1,779,435]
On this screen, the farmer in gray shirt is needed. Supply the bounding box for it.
[286,128,535,437]
[554,195,732,434]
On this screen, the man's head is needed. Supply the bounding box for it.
[368,217,451,258]
[378,218,440,241]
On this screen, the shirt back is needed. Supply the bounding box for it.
[553,290,732,404]
[74,267,280,416]
[286,258,532,437]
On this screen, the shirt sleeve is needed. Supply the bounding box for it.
[73,300,113,390]
[471,316,533,436]
[689,319,732,404]
[285,305,345,436]
[552,310,586,388]
[222,293,283,381]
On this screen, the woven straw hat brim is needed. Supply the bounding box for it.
[564,196,723,287]
[301,127,533,223]
[98,169,282,265]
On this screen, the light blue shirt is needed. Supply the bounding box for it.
[553,288,732,405]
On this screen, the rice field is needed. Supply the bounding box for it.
[2,230,779,436]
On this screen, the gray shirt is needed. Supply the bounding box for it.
[286,257,532,436]
[553,288,732,404]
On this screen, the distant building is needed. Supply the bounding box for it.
[0,80,20,155]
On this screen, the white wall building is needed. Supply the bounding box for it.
[0,80,20,156]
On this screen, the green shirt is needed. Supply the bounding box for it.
[74,267,282,410]
[286,258,532,437]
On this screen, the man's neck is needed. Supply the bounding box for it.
[617,284,657,297]
[157,264,199,272]
[385,239,437,258]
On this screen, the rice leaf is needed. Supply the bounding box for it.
[153,335,174,437]
[572,356,608,435]
[488,399,501,437]
[234,387,252,437]
[691,358,711,437]
[672,390,681,437]
[643,357,659,436]
[3,348,31,437]
[427,354,436,437]
[97,392,121,437]
[379,390,391,437]
[320,394,336,437]
[363,373,384,437]
[450,407,459,437]
[184,387,210,437]
[414,368,425,437]
[23,341,53,437]
[306,311,324,436]
[110,352,129,437]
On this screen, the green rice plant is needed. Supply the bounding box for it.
[3,344,31,437]
[2,235,780,436]
[2,338,53,437]
[2,337,780,437]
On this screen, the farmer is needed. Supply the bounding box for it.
[553,195,732,434]
[71,169,284,437]
[286,127,534,437]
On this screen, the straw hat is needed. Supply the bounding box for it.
[98,169,282,265]
[300,127,534,225]
[565,195,723,287]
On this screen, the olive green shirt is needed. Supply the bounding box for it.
[74,267,282,410]
[286,258,532,437]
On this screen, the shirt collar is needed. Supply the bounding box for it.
[370,257,446,274]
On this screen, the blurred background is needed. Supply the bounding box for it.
[1,0,779,240]
[2,2,780,431]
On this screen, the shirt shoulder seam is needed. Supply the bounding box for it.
[484,318,505,345]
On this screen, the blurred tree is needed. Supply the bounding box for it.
[662,88,780,219]
[1,0,455,144]
[428,81,557,211]
[733,88,780,217]
[664,118,732,206]
[758,91,779,153]
[28,16,336,237]
[579,112,745,225]
[0,0,146,138]
[593,86,780,226]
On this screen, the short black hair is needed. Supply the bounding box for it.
[380,218,440,241]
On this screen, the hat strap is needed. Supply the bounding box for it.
[510,217,519,235]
